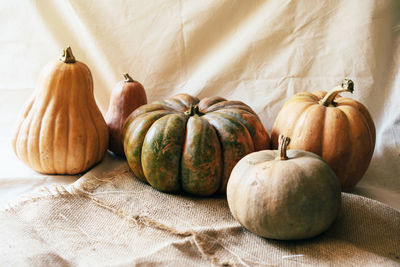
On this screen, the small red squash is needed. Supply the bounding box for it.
[122,94,270,196]
[105,73,147,156]
[271,79,375,191]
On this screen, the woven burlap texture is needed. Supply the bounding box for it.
[1,155,399,266]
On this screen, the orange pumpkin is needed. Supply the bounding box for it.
[271,79,375,191]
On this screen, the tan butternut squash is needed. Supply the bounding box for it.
[12,47,108,174]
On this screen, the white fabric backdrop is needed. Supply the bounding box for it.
[0,0,399,209]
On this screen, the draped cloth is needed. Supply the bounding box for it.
[0,0,399,265]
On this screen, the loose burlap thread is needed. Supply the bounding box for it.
[0,155,399,266]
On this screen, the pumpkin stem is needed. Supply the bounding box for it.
[123,73,134,83]
[60,46,76,63]
[320,79,354,107]
[278,134,290,160]
[184,105,203,116]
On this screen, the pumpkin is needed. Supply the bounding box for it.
[122,94,270,196]
[12,47,109,175]
[227,135,341,240]
[105,73,147,156]
[271,79,375,191]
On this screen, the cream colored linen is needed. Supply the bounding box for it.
[0,0,400,265]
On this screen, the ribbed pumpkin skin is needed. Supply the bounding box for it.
[227,148,341,240]
[123,94,270,196]
[271,91,375,191]
[12,59,108,175]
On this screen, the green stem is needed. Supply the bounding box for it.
[184,105,203,116]
[60,46,76,63]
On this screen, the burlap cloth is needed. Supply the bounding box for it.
[0,154,399,266]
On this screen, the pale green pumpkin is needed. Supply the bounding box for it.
[227,135,341,240]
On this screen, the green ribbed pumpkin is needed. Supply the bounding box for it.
[122,94,270,196]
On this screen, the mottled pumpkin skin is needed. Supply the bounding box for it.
[123,94,270,196]
[271,91,375,192]
[227,149,341,240]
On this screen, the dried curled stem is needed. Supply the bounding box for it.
[278,134,291,160]
[320,79,354,107]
